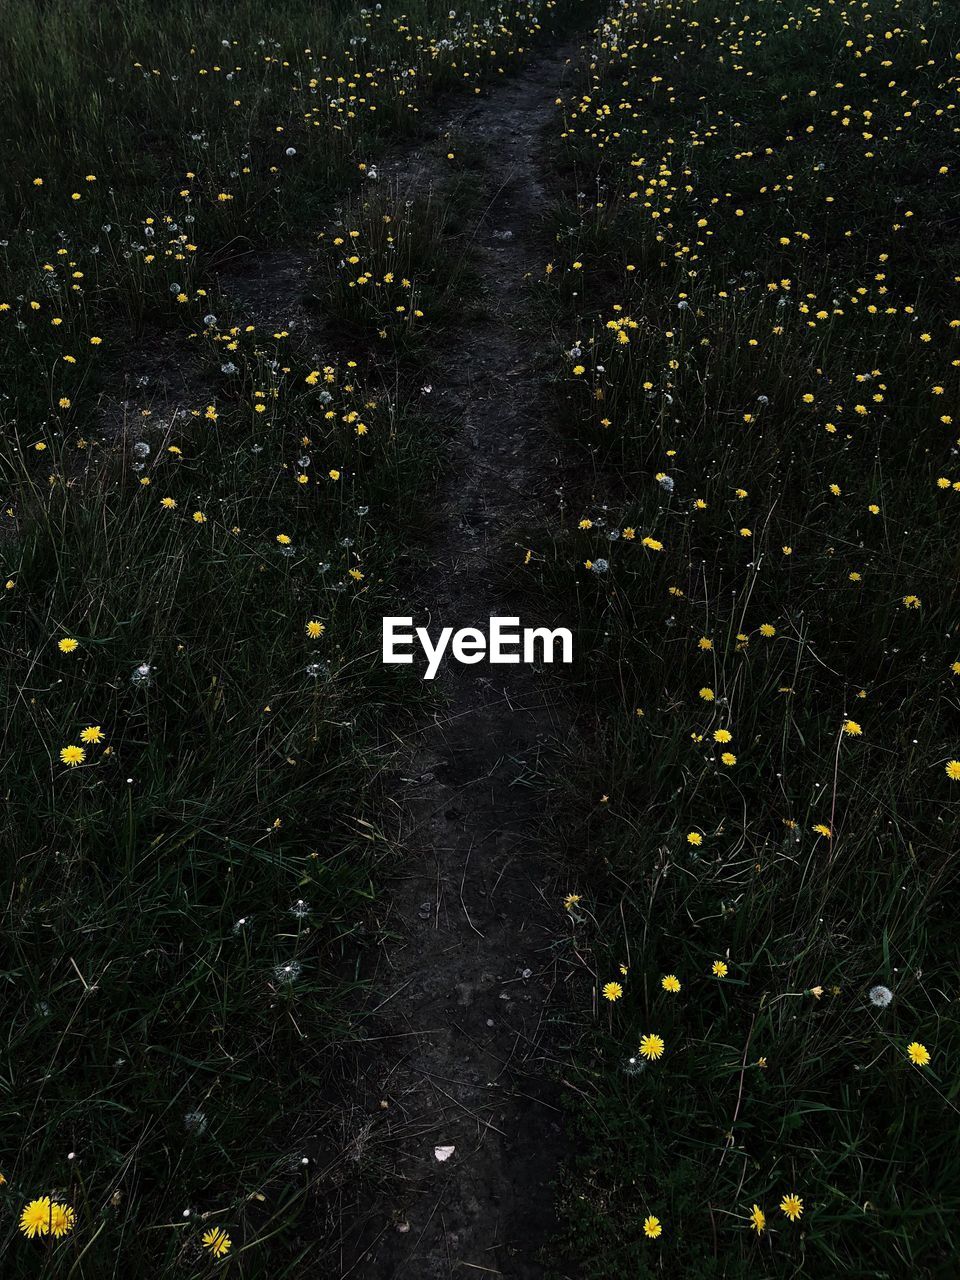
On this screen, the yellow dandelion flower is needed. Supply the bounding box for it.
[202,1227,232,1257]
[639,1033,665,1060]
[49,1203,75,1238]
[779,1193,803,1222]
[907,1041,931,1066]
[19,1197,52,1238]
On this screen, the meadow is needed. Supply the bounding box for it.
[0,1,578,1274]
[1,0,958,1275]
[533,0,960,1274]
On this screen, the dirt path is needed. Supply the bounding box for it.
[351,45,579,1280]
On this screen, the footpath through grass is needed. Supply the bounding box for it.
[0,1,579,1274]
[531,0,960,1275]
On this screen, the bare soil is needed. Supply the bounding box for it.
[346,45,582,1280]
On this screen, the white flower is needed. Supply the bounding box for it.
[868,984,893,1008]
[184,1110,208,1135]
[274,961,302,984]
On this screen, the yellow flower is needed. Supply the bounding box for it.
[193,511,207,524]
[202,1227,232,1257]
[60,745,86,767]
[661,974,681,993]
[639,1033,665,1060]
[712,960,728,978]
[49,1203,75,1238]
[779,1193,803,1222]
[902,595,921,609]
[80,725,104,744]
[758,623,775,637]
[698,687,715,702]
[812,823,832,837]
[643,1215,662,1239]
[19,1197,52,1238]
[58,637,79,653]
[161,497,177,509]
[907,1041,931,1067]
[306,620,325,639]
[563,893,581,910]
[276,533,292,545]
[686,832,702,846]
[720,752,737,766]
[602,981,623,1002]
[749,1204,766,1233]
[713,728,732,744]
[842,720,862,736]
[945,761,960,781]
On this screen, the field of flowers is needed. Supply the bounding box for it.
[5,0,959,1273]
[0,0,578,1274]
[536,0,960,1274]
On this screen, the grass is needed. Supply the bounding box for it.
[0,0,581,1273]
[4,0,957,1272]
[529,0,960,1274]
